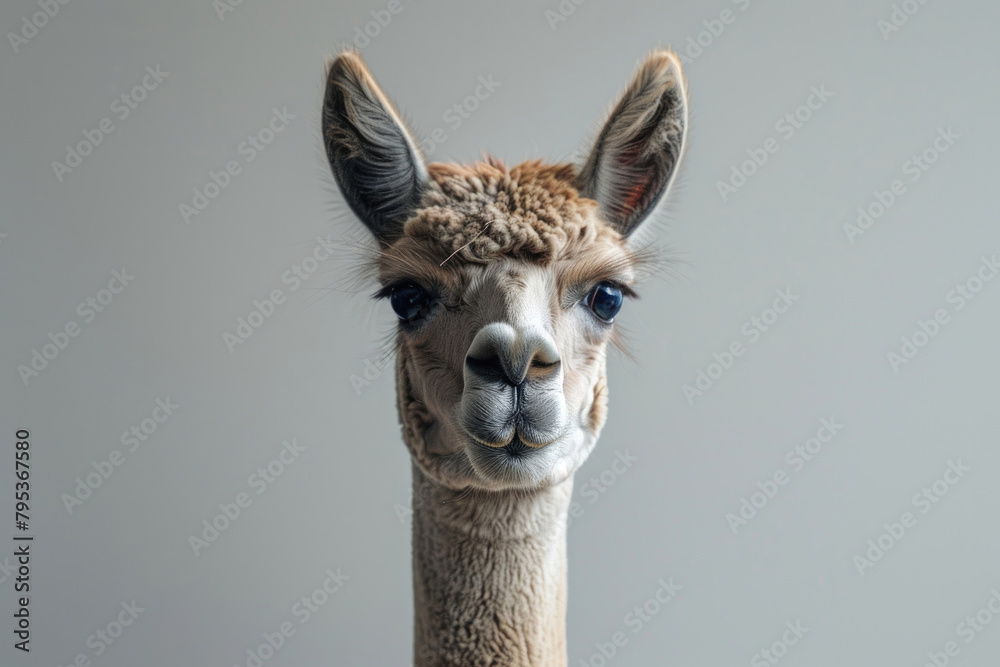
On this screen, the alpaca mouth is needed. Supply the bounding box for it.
[464,432,558,488]
[468,433,538,458]
[468,430,549,455]
[502,436,531,456]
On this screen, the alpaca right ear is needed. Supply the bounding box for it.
[322,51,428,244]
[577,50,687,239]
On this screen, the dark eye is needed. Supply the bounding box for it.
[389,283,431,322]
[584,283,624,322]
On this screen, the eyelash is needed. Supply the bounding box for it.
[594,280,637,299]
[570,280,636,307]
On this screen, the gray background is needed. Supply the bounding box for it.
[2,0,999,665]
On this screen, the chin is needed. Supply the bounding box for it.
[464,429,596,491]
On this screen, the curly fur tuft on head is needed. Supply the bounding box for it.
[404,159,614,265]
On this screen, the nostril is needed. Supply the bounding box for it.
[526,356,560,381]
[531,337,561,368]
[465,326,561,386]
[465,354,508,382]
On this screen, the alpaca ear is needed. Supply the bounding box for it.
[577,50,687,238]
[322,51,428,243]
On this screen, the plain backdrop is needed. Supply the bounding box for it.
[2,0,999,665]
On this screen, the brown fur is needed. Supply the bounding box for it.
[405,158,618,264]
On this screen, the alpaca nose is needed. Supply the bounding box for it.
[465,322,561,386]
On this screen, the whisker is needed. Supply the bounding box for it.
[440,219,494,267]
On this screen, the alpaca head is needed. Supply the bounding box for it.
[323,51,686,492]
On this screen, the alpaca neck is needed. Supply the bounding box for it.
[410,462,571,666]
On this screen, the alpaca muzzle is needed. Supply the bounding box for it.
[459,322,569,450]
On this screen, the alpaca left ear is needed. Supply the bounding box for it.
[577,50,687,238]
[322,51,428,244]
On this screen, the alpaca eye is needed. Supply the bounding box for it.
[585,283,624,322]
[389,283,430,321]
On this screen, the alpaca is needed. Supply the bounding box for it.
[322,49,687,666]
